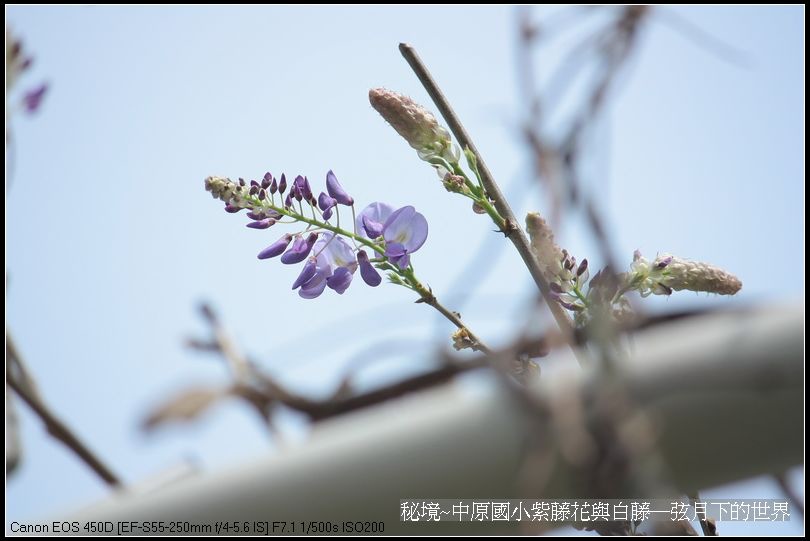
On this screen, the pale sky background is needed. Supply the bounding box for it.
[6,5,804,535]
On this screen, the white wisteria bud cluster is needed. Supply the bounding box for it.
[526,212,566,284]
[626,251,742,297]
[527,211,743,327]
[369,88,458,164]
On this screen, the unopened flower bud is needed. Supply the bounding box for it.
[369,87,455,161]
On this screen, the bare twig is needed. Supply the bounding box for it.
[398,43,577,348]
[6,334,122,488]
[689,491,718,536]
[421,293,492,354]
[187,304,494,424]
[774,473,804,521]
[198,303,251,380]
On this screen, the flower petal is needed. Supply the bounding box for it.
[257,234,292,259]
[357,250,382,287]
[280,233,318,264]
[382,206,416,242]
[291,259,318,289]
[384,243,410,270]
[299,274,327,299]
[382,206,429,253]
[355,202,394,239]
[326,170,354,206]
[326,266,353,294]
[403,210,428,253]
[318,192,337,212]
[246,219,275,229]
[317,233,357,270]
[362,216,384,239]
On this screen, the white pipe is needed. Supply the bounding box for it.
[63,303,802,533]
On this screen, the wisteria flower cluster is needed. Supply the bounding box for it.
[526,212,742,325]
[205,170,430,299]
[369,87,743,331]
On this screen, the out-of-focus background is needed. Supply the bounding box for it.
[6,5,803,535]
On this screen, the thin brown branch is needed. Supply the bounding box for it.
[689,491,718,536]
[398,42,577,351]
[774,473,804,521]
[6,334,122,488]
[419,291,492,354]
[189,304,549,424]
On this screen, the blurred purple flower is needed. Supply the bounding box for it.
[22,83,48,113]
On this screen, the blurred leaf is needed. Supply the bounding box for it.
[142,387,229,431]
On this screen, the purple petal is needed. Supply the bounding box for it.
[299,276,327,299]
[326,170,354,206]
[246,219,275,229]
[390,253,410,270]
[291,260,318,289]
[322,207,333,221]
[326,266,353,294]
[284,193,293,208]
[269,177,278,194]
[382,206,428,253]
[355,202,394,238]
[656,256,673,269]
[402,211,428,252]
[315,233,357,270]
[278,173,287,194]
[362,216,384,239]
[318,192,337,212]
[384,242,406,258]
[384,242,410,270]
[357,251,382,287]
[280,233,318,264]
[257,234,292,259]
[301,176,313,201]
[224,204,242,213]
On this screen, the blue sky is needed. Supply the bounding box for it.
[6,6,803,535]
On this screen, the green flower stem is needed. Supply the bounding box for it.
[571,285,590,307]
[399,42,580,363]
[401,267,492,354]
[442,159,508,232]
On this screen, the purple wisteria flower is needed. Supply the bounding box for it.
[381,206,428,270]
[205,170,430,300]
[356,202,394,239]
[292,233,358,298]
[326,170,353,206]
[280,232,318,264]
[356,250,382,287]
[257,234,292,259]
